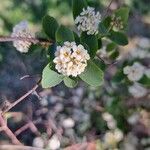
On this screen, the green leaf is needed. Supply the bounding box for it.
[106,43,117,52]
[80,32,98,58]
[79,60,104,87]
[56,25,74,43]
[112,70,125,83]
[42,15,59,40]
[41,64,64,88]
[109,50,119,60]
[139,75,150,87]
[72,0,87,19]
[98,16,111,36]
[114,7,130,26]
[93,58,106,71]
[63,77,78,88]
[73,32,80,44]
[108,30,128,46]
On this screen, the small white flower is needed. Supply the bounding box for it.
[98,46,108,58]
[75,7,101,35]
[145,68,150,78]
[129,83,147,98]
[102,112,114,122]
[128,113,140,125]
[114,129,123,142]
[130,48,150,59]
[138,37,150,49]
[40,97,48,107]
[102,112,116,129]
[123,62,145,81]
[32,137,44,148]
[62,118,75,128]
[53,42,90,77]
[11,20,35,53]
[103,129,123,148]
[48,134,60,150]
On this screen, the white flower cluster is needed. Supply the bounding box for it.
[75,7,101,35]
[123,62,145,81]
[137,37,150,49]
[48,134,60,150]
[32,137,44,148]
[102,112,116,129]
[129,37,150,59]
[130,47,150,59]
[11,21,35,53]
[103,129,123,148]
[62,118,75,128]
[98,46,108,58]
[53,42,90,77]
[129,83,147,98]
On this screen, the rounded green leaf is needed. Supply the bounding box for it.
[139,75,150,87]
[41,64,64,88]
[63,77,78,88]
[115,7,130,26]
[79,60,104,87]
[98,16,111,36]
[108,31,128,46]
[72,0,87,19]
[56,25,75,43]
[42,15,59,40]
[80,32,98,58]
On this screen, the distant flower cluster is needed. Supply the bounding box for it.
[129,83,147,98]
[123,62,145,81]
[53,42,90,77]
[11,21,35,53]
[129,37,150,59]
[75,7,101,35]
[102,112,123,149]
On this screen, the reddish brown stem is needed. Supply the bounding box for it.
[0,36,53,45]
[2,83,39,115]
[0,114,22,145]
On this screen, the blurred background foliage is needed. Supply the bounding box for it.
[0,0,150,149]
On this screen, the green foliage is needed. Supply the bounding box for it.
[139,75,150,87]
[72,0,87,19]
[42,15,59,40]
[98,16,111,36]
[56,25,75,43]
[114,7,130,28]
[63,77,78,88]
[80,32,98,58]
[41,64,64,88]
[79,60,104,87]
[106,43,117,52]
[108,30,128,46]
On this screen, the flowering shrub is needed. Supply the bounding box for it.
[0,0,150,149]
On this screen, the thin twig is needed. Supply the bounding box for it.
[0,145,44,150]
[15,119,41,136]
[0,36,53,45]
[0,114,22,145]
[96,54,117,66]
[102,0,114,19]
[2,80,40,115]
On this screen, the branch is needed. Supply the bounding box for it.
[0,145,44,150]
[0,36,53,46]
[102,0,114,18]
[2,80,40,115]
[0,114,22,145]
[15,119,41,136]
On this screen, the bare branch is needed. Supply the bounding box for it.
[0,36,53,46]
[0,114,22,145]
[2,80,40,115]
[102,0,114,19]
